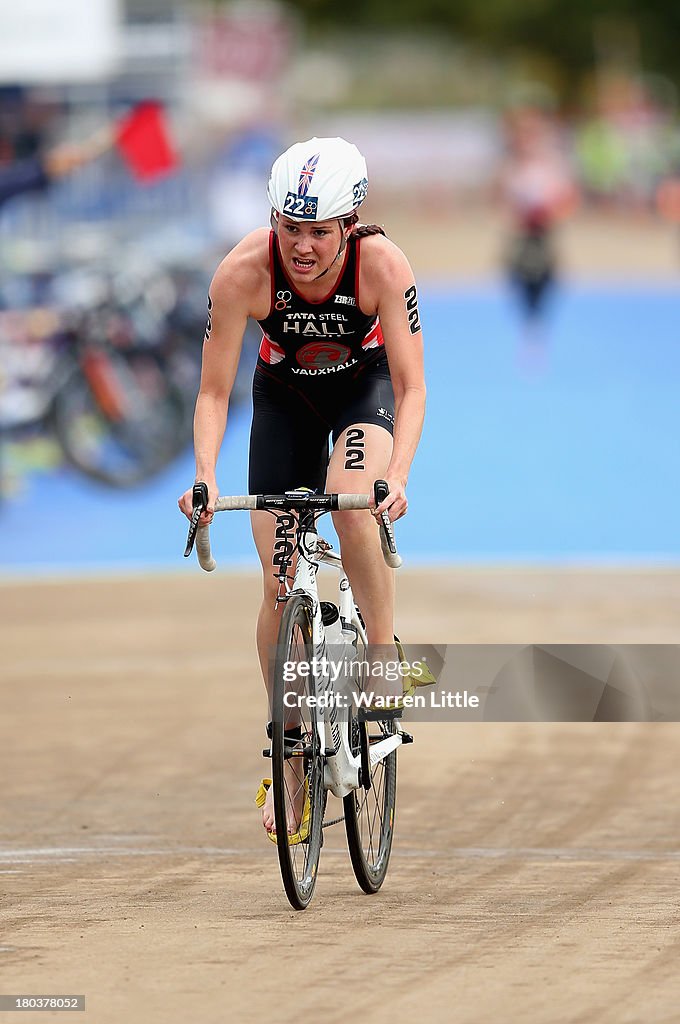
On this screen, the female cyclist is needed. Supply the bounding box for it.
[178,137,426,839]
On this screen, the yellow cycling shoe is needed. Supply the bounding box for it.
[255,778,272,808]
[395,637,438,698]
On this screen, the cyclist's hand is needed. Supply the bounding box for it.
[371,477,407,522]
[178,480,219,525]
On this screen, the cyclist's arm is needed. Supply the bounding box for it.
[364,236,426,520]
[180,230,268,520]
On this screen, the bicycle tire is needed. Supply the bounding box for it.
[343,617,398,894]
[51,352,185,488]
[271,594,325,910]
[344,715,397,894]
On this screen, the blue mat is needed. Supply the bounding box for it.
[2,280,679,572]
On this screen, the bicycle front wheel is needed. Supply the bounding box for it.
[271,594,325,910]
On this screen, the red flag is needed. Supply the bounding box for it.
[115,102,179,182]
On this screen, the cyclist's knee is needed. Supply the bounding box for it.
[261,570,281,607]
[332,508,373,547]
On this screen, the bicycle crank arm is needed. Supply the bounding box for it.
[367,733,402,766]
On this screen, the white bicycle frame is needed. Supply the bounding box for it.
[292,525,403,800]
[191,488,404,801]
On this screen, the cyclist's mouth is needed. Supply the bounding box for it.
[292,257,315,273]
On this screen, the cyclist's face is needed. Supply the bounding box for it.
[277,216,344,280]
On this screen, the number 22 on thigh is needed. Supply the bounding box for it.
[344,428,365,471]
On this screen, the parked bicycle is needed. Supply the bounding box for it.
[0,257,257,490]
[0,307,186,488]
[184,479,410,910]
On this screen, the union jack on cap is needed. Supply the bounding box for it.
[298,153,320,197]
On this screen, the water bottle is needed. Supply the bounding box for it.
[321,602,352,702]
[340,620,358,662]
[321,602,343,647]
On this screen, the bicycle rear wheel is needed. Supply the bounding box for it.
[344,713,397,894]
[271,594,325,910]
[343,615,398,894]
[52,352,184,487]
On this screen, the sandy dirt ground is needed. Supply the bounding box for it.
[1,568,680,1024]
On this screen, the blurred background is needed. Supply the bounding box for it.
[1,0,679,573]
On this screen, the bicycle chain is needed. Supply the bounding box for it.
[322,814,345,829]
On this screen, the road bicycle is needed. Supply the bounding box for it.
[0,256,257,493]
[0,318,185,489]
[0,263,188,489]
[184,479,411,910]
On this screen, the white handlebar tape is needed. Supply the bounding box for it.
[196,526,217,572]
[214,495,258,511]
[379,528,402,569]
[336,494,370,510]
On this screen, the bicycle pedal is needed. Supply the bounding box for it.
[262,747,272,758]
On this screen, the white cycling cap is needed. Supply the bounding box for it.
[267,137,368,222]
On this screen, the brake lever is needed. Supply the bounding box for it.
[373,479,397,556]
[184,481,209,558]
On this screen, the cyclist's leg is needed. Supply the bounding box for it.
[249,370,330,702]
[326,365,396,646]
[251,517,316,836]
[326,366,400,705]
[248,371,330,833]
[251,510,295,705]
[326,421,395,645]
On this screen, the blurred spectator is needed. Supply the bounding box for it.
[575,74,676,211]
[0,139,97,209]
[0,99,178,211]
[574,116,628,205]
[498,102,577,335]
[656,169,680,261]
